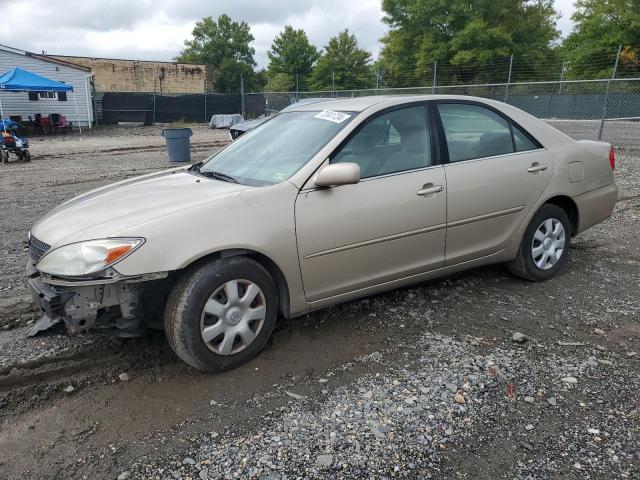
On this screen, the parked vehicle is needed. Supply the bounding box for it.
[0,120,31,163]
[229,98,328,140]
[229,116,267,140]
[27,95,618,371]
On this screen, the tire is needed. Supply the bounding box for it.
[0,151,8,164]
[508,203,571,281]
[23,150,31,162]
[165,256,278,372]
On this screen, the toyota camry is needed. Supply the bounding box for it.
[27,96,618,371]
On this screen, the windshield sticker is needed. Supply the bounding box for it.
[273,172,288,181]
[314,110,351,123]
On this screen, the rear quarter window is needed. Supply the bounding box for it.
[512,124,539,152]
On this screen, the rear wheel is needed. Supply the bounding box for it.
[0,151,8,164]
[508,203,571,281]
[165,256,278,372]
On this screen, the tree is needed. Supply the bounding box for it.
[177,14,258,92]
[562,0,640,79]
[212,58,261,93]
[309,30,373,90]
[268,26,319,77]
[252,69,268,93]
[378,0,560,86]
[266,73,295,92]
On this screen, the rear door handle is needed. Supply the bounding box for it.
[527,163,548,173]
[417,184,443,196]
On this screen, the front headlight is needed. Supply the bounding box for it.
[37,238,144,277]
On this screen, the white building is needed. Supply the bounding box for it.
[0,44,93,126]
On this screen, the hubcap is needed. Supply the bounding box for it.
[531,218,566,271]
[225,307,242,326]
[200,279,266,356]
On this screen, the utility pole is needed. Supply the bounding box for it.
[504,54,513,103]
[547,60,568,118]
[558,60,567,94]
[332,70,335,97]
[152,66,157,125]
[598,44,622,140]
[240,73,245,119]
[432,61,437,94]
[83,73,93,128]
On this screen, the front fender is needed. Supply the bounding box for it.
[113,181,308,315]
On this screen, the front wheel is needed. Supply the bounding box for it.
[508,204,571,281]
[165,256,278,372]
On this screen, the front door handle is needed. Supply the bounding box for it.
[417,184,443,196]
[527,163,548,173]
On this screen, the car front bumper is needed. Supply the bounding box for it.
[27,270,71,320]
[26,259,165,336]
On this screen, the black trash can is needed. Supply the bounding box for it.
[161,128,193,162]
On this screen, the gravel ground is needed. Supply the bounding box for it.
[0,123,638,479]
[128,331,640,480]
[0,124,227,303]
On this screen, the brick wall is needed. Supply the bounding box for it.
[48,56,211,93]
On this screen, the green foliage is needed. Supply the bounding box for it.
[378,0,560,86]
[214,59,263,93]
[177,14,258,92]
[252,69,268,93]
[563,0,640,79]
[266,73,295,92]
[309,30,374,90]
[268,26,319,76]
[177,3,638,94]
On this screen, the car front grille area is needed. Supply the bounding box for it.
[29,236,51,264]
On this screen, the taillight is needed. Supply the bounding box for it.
[609,146,616,171]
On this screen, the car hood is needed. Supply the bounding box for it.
[31,168,251,247]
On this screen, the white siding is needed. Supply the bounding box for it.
[0,48,93,126]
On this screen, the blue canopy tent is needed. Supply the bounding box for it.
[0,67,82,133]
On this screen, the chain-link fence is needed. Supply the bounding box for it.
[260,46,640,147]
[263,77,640,147]
[94,45,640,147]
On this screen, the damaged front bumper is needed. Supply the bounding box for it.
[27,259,168,337]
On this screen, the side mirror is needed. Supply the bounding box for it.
[314,163,361,187]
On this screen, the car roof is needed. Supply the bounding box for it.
[280,98,329,112]
[284,94,509,113]
[284,96,391,112]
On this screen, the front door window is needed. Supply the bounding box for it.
[332,105,431,178]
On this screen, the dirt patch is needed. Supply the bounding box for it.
[0,126,637,479]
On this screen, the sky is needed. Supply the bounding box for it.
[0,0,577,68]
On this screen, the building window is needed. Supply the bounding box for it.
[58,92,67,101]
[28,92,39,101]
[38,91,57,99]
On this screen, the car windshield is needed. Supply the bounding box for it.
[199,110,354,186]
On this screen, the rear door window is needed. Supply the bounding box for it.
[437,103,514,162]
